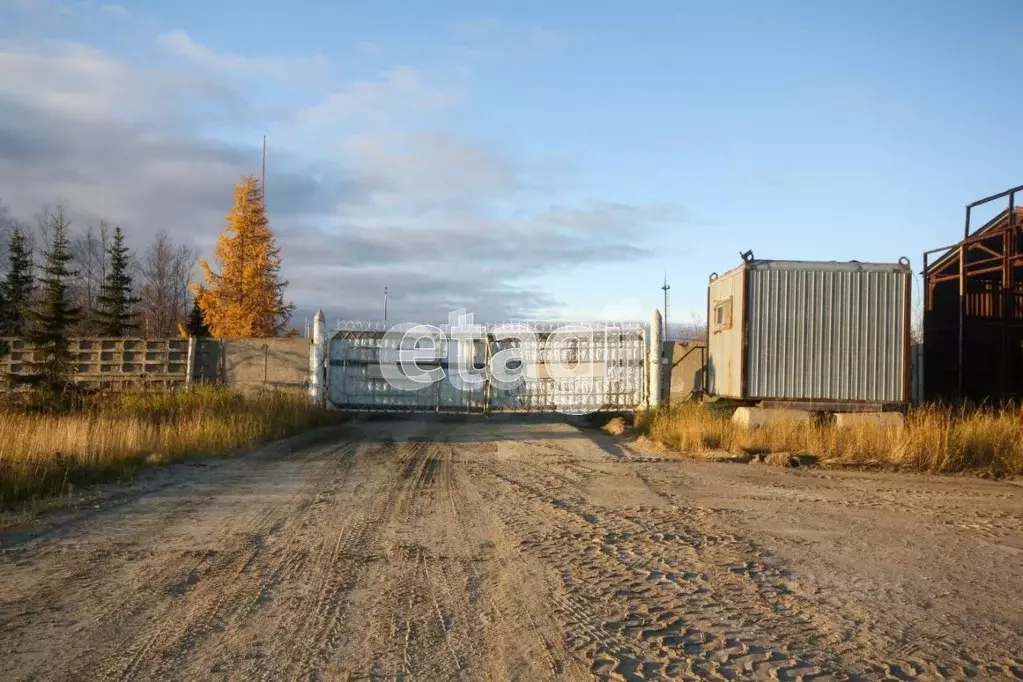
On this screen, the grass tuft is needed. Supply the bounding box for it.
[0,386,336,509]
[639,402,1023,476]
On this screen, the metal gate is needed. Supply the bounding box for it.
[326,320,646,414]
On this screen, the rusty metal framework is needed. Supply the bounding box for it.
[923,184,1023,403]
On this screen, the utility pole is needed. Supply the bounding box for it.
[261,135,267,206]
[661,273,671,340]
[383,286,388,324]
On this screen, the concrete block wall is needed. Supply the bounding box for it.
[0,337,190,389]
[1,336,311,393]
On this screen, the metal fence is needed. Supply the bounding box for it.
[326,321,646,414]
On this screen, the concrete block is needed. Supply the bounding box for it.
[732,407,811,430]
[834,412,905,429]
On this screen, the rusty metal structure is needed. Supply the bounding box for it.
[923,184,1023,403]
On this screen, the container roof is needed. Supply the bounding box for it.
[712,258,910,282]
[746,259,911,272]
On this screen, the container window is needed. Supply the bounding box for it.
[713,297,733,332]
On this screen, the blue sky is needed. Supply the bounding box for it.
[1,0,1020,328]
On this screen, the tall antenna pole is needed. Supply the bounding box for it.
[661,273,671,340]
[384,286,388,323]
[261,135,267,205]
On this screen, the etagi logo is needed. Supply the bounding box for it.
[377,310,610,415]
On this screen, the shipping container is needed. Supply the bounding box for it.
[706,257,912,407]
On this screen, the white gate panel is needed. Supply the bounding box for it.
[327,321,645,414]
[487,326,645,413]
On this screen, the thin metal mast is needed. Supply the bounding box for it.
[661,273,670,339]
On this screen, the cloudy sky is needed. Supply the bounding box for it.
[1,0,1020,328]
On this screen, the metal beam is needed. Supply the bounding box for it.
[965,184,1023,239]
[965,263,1012,278]
[969,241,1004,260]
[1004,195,1016,399]
[966,183,1023,210]
[963,255,1009,272]
[923,243,963,257]
[958,242,965,398]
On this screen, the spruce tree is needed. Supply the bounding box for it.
[93,226,140,336]
[185,294,211,338]
[0,289,6,358]
[0,228,34,337]
[194,175,294,337]
[25,214,80,391]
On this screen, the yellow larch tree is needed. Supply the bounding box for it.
[193,175,294,337]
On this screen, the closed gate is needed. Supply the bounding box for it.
[326,320,646,414]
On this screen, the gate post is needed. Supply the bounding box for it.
[648,309,662,409]
[309,309,326,407]
[185,336,196,386]
[483,331,493,416]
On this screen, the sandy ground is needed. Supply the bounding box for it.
[0,417,1021,682]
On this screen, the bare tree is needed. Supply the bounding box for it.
[70,222,111,334]
[669,313,708,343]
[0,201,14,271]
[24,204,72,315]
[139,231,197,337]
[31,205,54,258]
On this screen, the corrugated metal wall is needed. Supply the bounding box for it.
[746,264,909,402]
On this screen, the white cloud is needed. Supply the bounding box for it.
[293,67,455,126]
[157,30,332,81]
[598,299,645,321]
[0,41,337,242]
[540,297,647,323]
[0,37,679,322]
[0,41,243,124]
[342,131,517,207]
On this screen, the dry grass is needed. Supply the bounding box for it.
[602,416,629,436]
[639,403,1023,476]
[0,387,337,508]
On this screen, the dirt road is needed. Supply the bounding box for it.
[1,418,1021,681]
